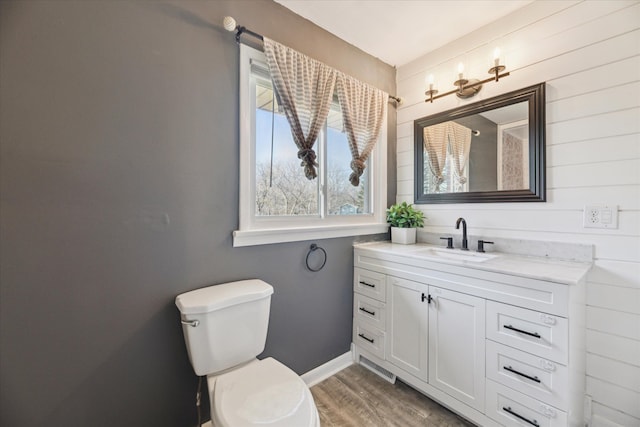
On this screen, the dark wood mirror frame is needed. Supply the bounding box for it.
[414,82,546,204]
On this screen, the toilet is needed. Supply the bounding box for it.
[175,279,320,427]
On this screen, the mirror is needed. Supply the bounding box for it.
[415,83,545,203]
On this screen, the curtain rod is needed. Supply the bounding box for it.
[223,16,403,105]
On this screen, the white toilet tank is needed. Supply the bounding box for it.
[175,279,274,376]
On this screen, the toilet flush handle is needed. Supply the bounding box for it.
[181,319,200,327]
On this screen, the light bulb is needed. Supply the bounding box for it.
[493,47,501,66]
[427,74,434,89]
[457,62,465,83]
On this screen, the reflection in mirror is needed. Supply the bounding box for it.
[422,102,528,193]
[415,83,545,204]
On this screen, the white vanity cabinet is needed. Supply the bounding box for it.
[353,267,387,360]
[352,242,591,427]
[387,276,428,380]
[428,287,486,412]
[385,278,486,411]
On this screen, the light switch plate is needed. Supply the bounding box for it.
[583,205,618,229]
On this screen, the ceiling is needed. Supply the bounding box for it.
[274,0,533,67]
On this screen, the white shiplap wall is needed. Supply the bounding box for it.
[395,1,640,426]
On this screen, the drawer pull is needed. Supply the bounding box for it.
[358,333,375,344]
[359,281,375,288]
[504,365,541,383]
[504,324,541,339]
[359,307,376,316]
[503,406,539,427]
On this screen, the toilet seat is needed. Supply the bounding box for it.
[210,357,319,427]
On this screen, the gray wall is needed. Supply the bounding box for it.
[0,1,397,426]
[455,116,498,192]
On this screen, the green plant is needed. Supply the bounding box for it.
[386,202,425,228]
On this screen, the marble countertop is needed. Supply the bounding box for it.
[354,241,593,285]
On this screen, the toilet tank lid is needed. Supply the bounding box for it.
[175,279,274,315]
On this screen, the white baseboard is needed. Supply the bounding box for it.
[301,346,354,387]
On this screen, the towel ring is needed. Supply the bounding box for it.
[305,244,327,272]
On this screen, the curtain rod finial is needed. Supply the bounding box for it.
[223,16,237,32]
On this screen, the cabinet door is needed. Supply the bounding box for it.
[386,276,429,381]
[428,286,486,411]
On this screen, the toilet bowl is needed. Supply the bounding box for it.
[209,358,319,427]
[175,279,320,427]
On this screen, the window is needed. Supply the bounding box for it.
[423,148,469,194]
[234,45,387,247]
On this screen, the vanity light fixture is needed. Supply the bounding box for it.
[424,48,510,103]
[425,74,438,102]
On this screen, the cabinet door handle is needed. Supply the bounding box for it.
[359,281,375,288]
[421,293,432,304]
[359,307,376,316]
[358,333,375,344]
[503,324,541,339]
[502,406,539,427]
[503,365,541,383]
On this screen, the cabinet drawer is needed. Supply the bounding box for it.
[487,301,568,364]
[354,268,386,302]
[354,293,386,330]
[486,340,568,410]
[354,322,385,360]
[486,379,567,427]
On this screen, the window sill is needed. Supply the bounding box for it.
[232,223,390,247]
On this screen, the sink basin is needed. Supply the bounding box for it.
[416,247,498,263]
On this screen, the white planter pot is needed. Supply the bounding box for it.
[391,227,417,245]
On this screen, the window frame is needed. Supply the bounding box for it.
[233,44,388,247]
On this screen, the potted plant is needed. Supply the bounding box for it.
[386,202,425,244]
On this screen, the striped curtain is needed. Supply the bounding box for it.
[263,37,336,180]
[447,122,472,185]
[423,123,449,189]
[336,73,388,186]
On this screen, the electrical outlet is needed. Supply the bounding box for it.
[583,205,618,229]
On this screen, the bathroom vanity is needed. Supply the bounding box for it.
[352,242,591,427]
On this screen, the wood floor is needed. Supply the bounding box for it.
[310,364,475,427]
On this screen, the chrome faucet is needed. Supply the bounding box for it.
[455,217,468,250]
